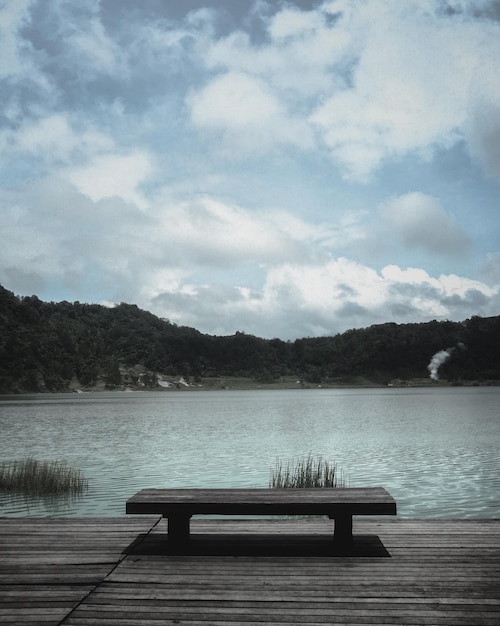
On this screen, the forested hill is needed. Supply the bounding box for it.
[1,284,499,393]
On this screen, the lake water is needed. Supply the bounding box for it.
[0,387,499,518]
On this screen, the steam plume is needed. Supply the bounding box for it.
[427,348,454,381]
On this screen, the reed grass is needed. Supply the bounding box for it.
[0,457,88,495]
[270,454,346,489]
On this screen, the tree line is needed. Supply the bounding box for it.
[1,284,499,393]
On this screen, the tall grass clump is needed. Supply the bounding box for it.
[270,454,346,489]
[0,457,88,496]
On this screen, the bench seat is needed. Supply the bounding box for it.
[126,487,396,548]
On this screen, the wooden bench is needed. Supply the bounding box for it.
[126,487,396,548]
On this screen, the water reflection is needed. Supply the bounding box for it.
[0,490,87,516]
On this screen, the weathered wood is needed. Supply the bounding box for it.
[126,487,396,547]
[0,517,158,626]
[126,487,397,516]
[1,518,500,625]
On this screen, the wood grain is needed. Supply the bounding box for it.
[1,517,499,625]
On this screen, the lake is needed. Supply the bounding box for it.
[0,387,499,518]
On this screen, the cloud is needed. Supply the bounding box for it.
[480,252,500,284]
[66,15,125,76]
[0,114,114,167]
[192,0,500,180]
[66,151,154,207]
[465,61,500,182]
[321,0,500,181]
[0,0,499,341]
[155,195,312,265]
[204,7,347,96]
[6,0,500,181]
[146,258,498,339]
[379,192,471,256]
[188,71,313,154]
[0,168,498,339]
[309,0,485,179]
[0,177,326,311]
[0,0,37,80]
[33,0,127,79]
[262,259,386,316]
[267,4,326,40]
[381,265,495,315]
[0,0,52,121]
[0,177,155,299]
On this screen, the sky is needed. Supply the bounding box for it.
[1,0,500,340]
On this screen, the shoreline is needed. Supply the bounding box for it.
[2,376,499,395]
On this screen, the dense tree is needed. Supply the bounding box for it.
[0,284,499,393]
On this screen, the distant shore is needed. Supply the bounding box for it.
[2,376,499,395]
[69,375,500,393]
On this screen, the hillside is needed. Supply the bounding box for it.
[1,284,499,393]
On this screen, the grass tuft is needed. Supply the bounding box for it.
[0,457,88,496]
[270,453,346,489]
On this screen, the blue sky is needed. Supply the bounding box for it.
[1,0,499,339]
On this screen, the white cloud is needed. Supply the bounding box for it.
[1,0,499,340]
[0,176,158,299]
[196,0,500,180]
[204,8,349,96]
[0,114,114,165]
[381,264,494,300]
[66,151,154,207]
[309,0,486,179]
[1,169,498,339]
[6,0,500,181]
[155,196,313,265]
[262,258,387,314]
[188,71,313,153]
[0,181,92,291]
[190,72,280,128]
[379,192,471,255]
[143,258,499,339]
[140,268,196,310]
[268,5,325,40]
[381,264,497,318]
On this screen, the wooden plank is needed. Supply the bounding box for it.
[0,517,158,626]
[126,487,397,516]
[63,604,500,621]
[1,517,500,625]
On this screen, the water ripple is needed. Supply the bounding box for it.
[1,388,499,518]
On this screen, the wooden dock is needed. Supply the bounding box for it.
[1,517,499,624]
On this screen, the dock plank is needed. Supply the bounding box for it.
[1,517,499,625]
[0,517,158,626]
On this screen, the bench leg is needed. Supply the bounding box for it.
[332,515,353,549]
[166,514,191,545]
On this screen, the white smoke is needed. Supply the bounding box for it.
[427,348,454,381]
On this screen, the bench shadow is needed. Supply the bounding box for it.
[124,534,390,557]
